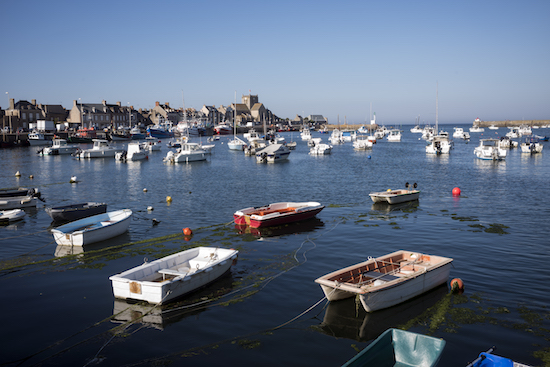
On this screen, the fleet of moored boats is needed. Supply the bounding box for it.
[2,119,545,366]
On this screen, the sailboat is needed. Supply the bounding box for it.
[426,83,453,154]
[228,92,247,151]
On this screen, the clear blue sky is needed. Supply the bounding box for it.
[1,0,549,125]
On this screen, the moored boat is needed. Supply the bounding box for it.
[109,246,238,304]
[0,196,39,210]
[163,142,207,163]
[50,209,132,246]
[115,142,148,161]
[38,138,79,155]
[0,209,26,224]
[255,143,291,163]
[341,328,446,367]
[520,137,543,154]
[28,131,51,146]
[77,139,120,158]
[474,139,507,160]
[314,250,453,312]
[0,187,40,198]
[369,183,420,204]
[234,201,324,228]
[45,202,107,223]
[386,129,402,142]
[466,347,532,367]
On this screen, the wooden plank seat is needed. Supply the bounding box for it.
[360,271,400,282]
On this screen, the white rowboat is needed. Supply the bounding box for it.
[109,246,238,304]
[315,250,453,312]
[51,209,132,246]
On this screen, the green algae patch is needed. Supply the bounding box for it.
[484,223,510,235]
[452,216,479,222]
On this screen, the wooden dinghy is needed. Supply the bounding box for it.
[233,201,324,228]
[109,246,238,304]
[369,182,420,204]
[341,328,446,367]
[50,209,132,246]
[45,202,107,223]
[0,196,39,210]
[315,250,453,312]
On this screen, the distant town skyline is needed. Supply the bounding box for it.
[2,1,549,126]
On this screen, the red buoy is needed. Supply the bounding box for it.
[183,227,192,236]
[450,278,464,293]
[452,187,461,196]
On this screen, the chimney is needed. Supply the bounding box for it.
[31,99,36,105]
[9,98,14,109]
[116,101,121,106]
[155,101,160,107]
[165,102,169,107]
[102,100,107,106]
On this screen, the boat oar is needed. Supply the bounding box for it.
[465,347,495,367]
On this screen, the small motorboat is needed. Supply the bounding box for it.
[45,202,107,223]
[466,347,531,367]
[163,142,207,163]
[115,142,148,161]
[255,143,291,163]
[233,201,324,228]
[51,209,132,246]
[0,209,26,224]
[315,250,453,312]
[77,139,120,158]
[38,138,79,155]
[109,246,238,304]
[0,196,41,210]
[341,328,446,367]
[369,183,420,204]
[474,139,507,160]
[520,137,543,154]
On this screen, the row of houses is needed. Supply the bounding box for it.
[0,94,324,133]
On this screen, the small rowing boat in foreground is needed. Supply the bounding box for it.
[369,182,420,204]
[233,201,324,228]
[51,209,132,246]
[0,209,26,224]
[466,347,531,367]
[315,250,453,312]
[109,246,238,304]
[341,328,446,367]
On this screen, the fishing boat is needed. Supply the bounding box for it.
[329,129,344,145]
[115,142,148,161]
[213,124,232,135]
[410,125,423,133]
[474,139,507,160]
[141,137,162,152]
[314,250,453,312]
[45,202,107,223]
[369,183,420,204]
[109,246,239,304]
[38,138,79,155]
[233,201,324,228]
[147,125,174,138]
[499,136,518,149]
[255,143,291,163]
[28,131,51,146]
[163,142,207,163]
[470,118,485,132]
[341,328,446,367]
[130,127,146,140]
[386,129,402,142]
[0,209,26,224]
[228,136,247,151]
[353,135,373,150]
[77,139,120,158]
[300,127,312,141]
[310,141,333,155]
[466,347,531,367]
[520,137,543,154]
[50,209,132,246]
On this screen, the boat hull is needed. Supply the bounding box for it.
[109,247,238,304]
[46,202,107,223]
[0,196,38,210]
[0,209,26,223]
[315,250,453,312]
[51,209,132,246]
[233,201,324,228]
[369,190,420,204]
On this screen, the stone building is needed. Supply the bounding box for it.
[2,99,67,132]
[67,100,133,130]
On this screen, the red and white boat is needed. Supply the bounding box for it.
[233,201,324,228]
[214,124,232,135]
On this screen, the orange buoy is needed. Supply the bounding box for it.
[450,278,464,293]
[452,187,461,196]
[183,227,192,236]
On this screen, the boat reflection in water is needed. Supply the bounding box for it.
[371,200,420,213]
[316,284,448,342]
[53,232,132,257]
[234,217,324,238]
[111,273,236,331]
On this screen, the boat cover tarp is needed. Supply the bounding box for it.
[472,353,513,367]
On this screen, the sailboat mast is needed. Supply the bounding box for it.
[435,82,439,133]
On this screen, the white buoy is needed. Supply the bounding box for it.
[15,171,21,177]
[143,188,148,192]
[147,206,154,211]
[70,176,77,183]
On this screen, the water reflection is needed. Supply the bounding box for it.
[316,284,448,341]
[234,217,324,238]
[474,158,507,171]
[370,201,419,213]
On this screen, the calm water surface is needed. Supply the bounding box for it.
[1,125,549,366]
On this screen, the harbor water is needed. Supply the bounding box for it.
[1,125,549,366]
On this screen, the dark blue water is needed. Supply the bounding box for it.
[1,125,549,366]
